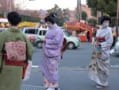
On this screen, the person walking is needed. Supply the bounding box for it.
[40,13,64,90]
[0,11,33,90]
[89,16,113,88]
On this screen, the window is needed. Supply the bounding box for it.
[64,31,71,37]
[39,30,47,35]
[25,29,38,34]
[39,31,42,35]
[43,30,47,35]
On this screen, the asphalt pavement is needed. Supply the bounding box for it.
[21,43,119,90]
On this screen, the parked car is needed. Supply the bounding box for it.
[22,27,48,47]
[64,31,80,49]
[22,27,38,44]
[35,29,47,48]
[35,30,80,49]
[0,28,7,32]
[23,27,80,49]
[113,37,119,56]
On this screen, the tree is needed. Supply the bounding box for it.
[21,15,40,22]
[87,0,117,17]
[104,1,117,16]
[87,18,97,26]
[75,11,87,21]
[63,9,70,22]
[47,4,70,26]
[82,11,87,20]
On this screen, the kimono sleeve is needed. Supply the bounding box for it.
[45,30,64,49]
[23,35,34,60]
[100,29,113,49]
[0,32,6,66]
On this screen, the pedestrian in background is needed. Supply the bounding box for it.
[40,13,64,90]
[111,27,117,49]
[89,16,113,88]
[0,11,33,90]
[86,31,90,42]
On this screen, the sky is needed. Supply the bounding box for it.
[15,0,86,10]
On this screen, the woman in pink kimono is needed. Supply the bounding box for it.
[89,16,113,88]
[40,13,64,90]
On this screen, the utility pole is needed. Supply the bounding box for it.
[116,0,119,37]
[77,0,82,21]
[6,0,15,12]
[9,0,12,12]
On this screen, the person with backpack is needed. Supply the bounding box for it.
[0,11,33,90]
[40,13,64,90]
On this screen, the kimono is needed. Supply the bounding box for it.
[40,24,64,84]
[0,28,33,90]
[89,27,113,86]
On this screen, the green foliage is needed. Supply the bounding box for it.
[87,0,117,17]
[21,15,40,22]
[105,1,117,16]
[91,8,97,17]
[75,11,87,21]
[87,18,97,26]
[47,4,70,26]
[82,11,87,20]
[87,0,97,8]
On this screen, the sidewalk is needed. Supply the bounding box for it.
[22,67,119,90]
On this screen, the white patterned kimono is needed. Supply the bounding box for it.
[89,27,113,86]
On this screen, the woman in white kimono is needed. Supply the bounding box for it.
[89,16,113,88]
[40,13,64,90]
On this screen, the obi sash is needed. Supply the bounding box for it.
[3,54,28,79]
[96,37,105,42]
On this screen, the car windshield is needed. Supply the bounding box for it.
[64,31,71,37]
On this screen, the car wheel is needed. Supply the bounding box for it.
[36,41,43,48]
[67,42,75,49]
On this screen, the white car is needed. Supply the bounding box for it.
[22,27,48,46]
[64,31,80,49]
[0,28,7,32]
[113,37,119,56]
[35,30,80,49]
[23,27,80,49]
